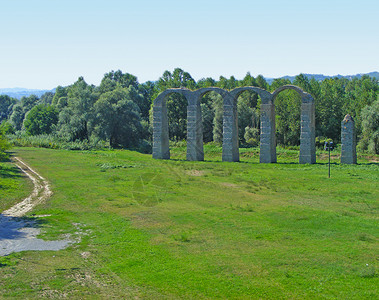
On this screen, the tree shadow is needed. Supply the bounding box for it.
[0,214,47,241]
[0,165,24,179]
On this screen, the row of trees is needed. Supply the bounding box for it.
[0,69,378,153]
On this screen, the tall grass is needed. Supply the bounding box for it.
[7,133,109,150]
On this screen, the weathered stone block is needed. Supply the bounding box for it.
[341,114,357,164]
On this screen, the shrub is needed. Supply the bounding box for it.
[0,133,10,161]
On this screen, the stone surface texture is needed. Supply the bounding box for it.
[152,85,316,164]
[341,114,357,164]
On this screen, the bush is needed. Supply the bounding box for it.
[315,137,333,150]
[0,133,10,161]
[7,133,108,151]
[23,104,59,136]
[0,121,14,135]
[244,127,260,147]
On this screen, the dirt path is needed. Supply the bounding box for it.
[2,157,52,217]
[0,157,71,256]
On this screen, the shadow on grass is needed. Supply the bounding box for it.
[0,214,71,257]
[0,153,24,179]
[0,214,47,241]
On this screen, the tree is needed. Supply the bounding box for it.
[270,78,300,146]
[212,94,224,144]
[23,105,58,135]
[102,70,139,89]
[0,121,15,135]
[256,75,269,90]
[0,131,9,161]
[94,87,143,148]
[56,77,97,141]
[9,104,25,131]
[275,90,301,146]
[358,99,379,154]
[20,95,39,112]
[39,92,55,105]
[201,93,215,143]
[316,78,345,141]
[52,86,68,106]
[154,68,196,141]
[0,95,17,123]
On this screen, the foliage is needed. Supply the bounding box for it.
[358,99,379,154]
[7,133,107,150]
[0,132,9,161]
[244,126,260,146]
[0,121,14,135]
[93,87,143,148]
[0,95,17,123]
[9,104,25,131]
[212,93,223,144]
[0,69,378,150]
[23,105,58,135]
[153,68,196,141]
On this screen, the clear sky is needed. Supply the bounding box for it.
[1,0,378,89]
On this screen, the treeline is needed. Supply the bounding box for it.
[0,68,378,154]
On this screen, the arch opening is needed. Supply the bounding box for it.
[272,85,316,164]
[236,90,261,148]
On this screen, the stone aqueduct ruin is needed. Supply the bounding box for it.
[153,85,316,164]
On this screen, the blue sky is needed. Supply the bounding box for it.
[0,0,378,89]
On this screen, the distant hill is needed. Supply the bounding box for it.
[0,72,377,98]
[0,88,54,100]
[265,72,379,84]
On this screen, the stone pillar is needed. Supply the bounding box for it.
[260,102,276,163]
[186,94,204,161]
[299,97,316,164]
[222,93,239,162]
[341,114,357,164]
[152,97,170,159]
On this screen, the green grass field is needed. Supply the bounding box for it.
[1,146,378,299]
[0,158,32,212]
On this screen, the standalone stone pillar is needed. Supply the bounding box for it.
[152,96,170,159]
[260,101,276,163]
[186,94,204,161]
[222,93,239,162]
[341,114,357,164]
[299,95,316,164]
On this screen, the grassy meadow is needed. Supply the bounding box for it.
[0,158,32,212]
[0,145,378,299]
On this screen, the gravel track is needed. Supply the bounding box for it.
[0,157,71,256]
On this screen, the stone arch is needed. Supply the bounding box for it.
[229,87,275,163]
[195,88,238,162]
[152,88,192,160]
[272,85,316,164]
[152,85,315,164]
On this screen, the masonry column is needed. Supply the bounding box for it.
[186,94,204,161]
[222,93,239,162]
[341,114,357,164]
[299,95,316,164]
[259,99,276,163]
[152,96,170,159]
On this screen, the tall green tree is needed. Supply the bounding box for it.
[9,105,25,131]
[212,94,224,144]
[154,68,196,141]
[94,87,143,148]
[57,77,96,141]
[52,86,68,106]
[0,95,17,123]
[24,105,58,135]
[358,99,379,154]
[316,78,346,141]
